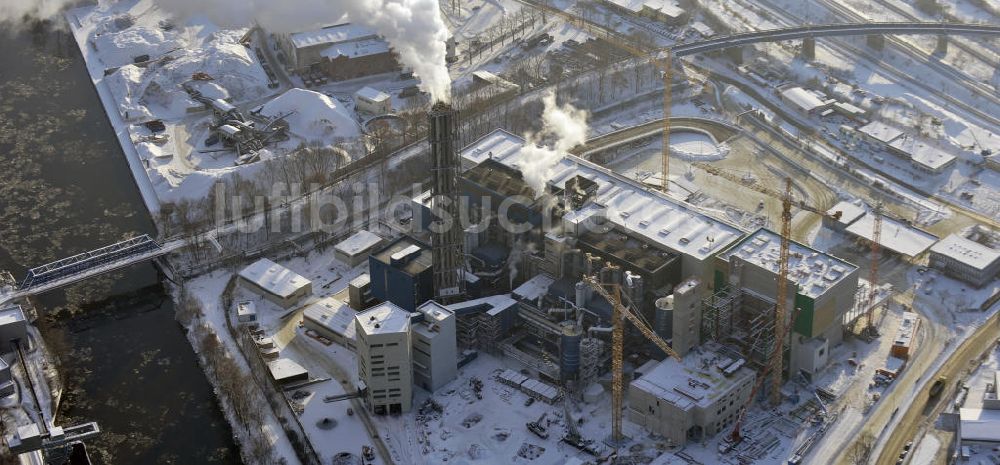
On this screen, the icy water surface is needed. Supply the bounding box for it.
[0,22,240,464]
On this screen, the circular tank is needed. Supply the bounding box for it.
[653,295,674,341]
[560,321,583,378]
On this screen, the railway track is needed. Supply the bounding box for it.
[870,0,1000,67]
[746,0,1000,130]
[815,0,1000,112]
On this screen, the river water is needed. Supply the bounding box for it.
[0,22,240,465]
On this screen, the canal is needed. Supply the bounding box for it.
[0,22,240,465]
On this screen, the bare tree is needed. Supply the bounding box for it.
[847,432,875,465]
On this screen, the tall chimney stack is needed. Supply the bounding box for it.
[428,102,465,303]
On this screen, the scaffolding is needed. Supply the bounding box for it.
[478,312,503,354]
[578,337,606,387]
[457,314,479,349]
[702,288,780,388]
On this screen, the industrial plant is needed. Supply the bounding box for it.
[2,0,1000,465]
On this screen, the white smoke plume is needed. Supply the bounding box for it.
[0,0,453,102]
[0,0,73,24]
[158,0,453,102]
[520,91,588,197]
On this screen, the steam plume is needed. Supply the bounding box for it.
[157,0,453,102]
[0,0,453,102]
[0,0,73,24]
[521,91,588,197]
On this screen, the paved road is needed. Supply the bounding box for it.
[871,309,1000,465]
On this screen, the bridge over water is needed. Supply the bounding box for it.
[1,235,186,306]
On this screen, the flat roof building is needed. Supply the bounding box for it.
[354,87,392,116]
[600,0,687,24]
[0,305,27,353]
[356,303,413,414]
[628,342,756,446]
[857,121,904,146]
[780,86,831,114]
[267,358,309,385]
[888,135,957,174]
[238,258,312,309]
[277,23,399,80]
[303,297,357,349]
[929,233,1000,288]
[368,237,434,311]
[460,129,744,286]
[715,228,860,376]
[891,312,919,359]
[959,408,1000,449]
[412,302,458,392]
[334,230,384,267]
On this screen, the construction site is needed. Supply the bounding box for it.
[8,0,993,464]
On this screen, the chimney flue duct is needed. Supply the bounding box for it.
[428,102,465,303]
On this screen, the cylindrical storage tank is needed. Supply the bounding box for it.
[653,295,674,342]
[560,321,583,379]
[575,281,588,308]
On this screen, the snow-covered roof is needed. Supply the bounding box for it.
[259,88,361,142]
[321,38,390,59]
[0,305,25,327]
[780,86,827,113]
[237,301,257,317]
[631,342,755,411]
[335,230,383,258]
[267,358,309,382]
[605,0,684,18]
[857,121,904,144]
[354,86,390,103]
[827,200,866,226]
[718,228,858,299]
[497,368,529,386]
[417,301,454,323]
[289,23,378,49]
[461,130,744,261]
[239,258,311,299]
[303,297,357,340]
[960,408,1000,443]
[691,21,715,38]
[931,234,1000,271]
[893,312,918,348]
[834,101,865,116]
[445,294,518,316]
[888,136,957,171]
[356,302,410,336]
[513,274,555,302]
[845,213,938,258]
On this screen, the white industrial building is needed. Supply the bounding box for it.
[353,87,392,116]
[356,303,413,414]
[856,121,904,147]
[238,258,313,309]
[236,301,257,324]
[599,0,687,24]
[929,234,1000,287]
[714,228,859,377]
[0,305,27,353]
[888,135,957,174]
[628,342,756,446]
[779,86,832,115]
[334,229,384,267]
[303,297,357,349]
[412,302,458,392]
[460,129,744,286]
[825,200,939,258]
[276,24,398,79]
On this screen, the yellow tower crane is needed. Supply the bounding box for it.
[862,201,883,338]
[581,275,680,450]
[692,162,842,406]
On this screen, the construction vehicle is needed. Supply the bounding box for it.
[561,399,600,456]
[929,377,947,398]
[362,445,375,462]
[526,412,549,439]
[582,275,681,451]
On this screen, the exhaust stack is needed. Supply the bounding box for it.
[428,102,464,303]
